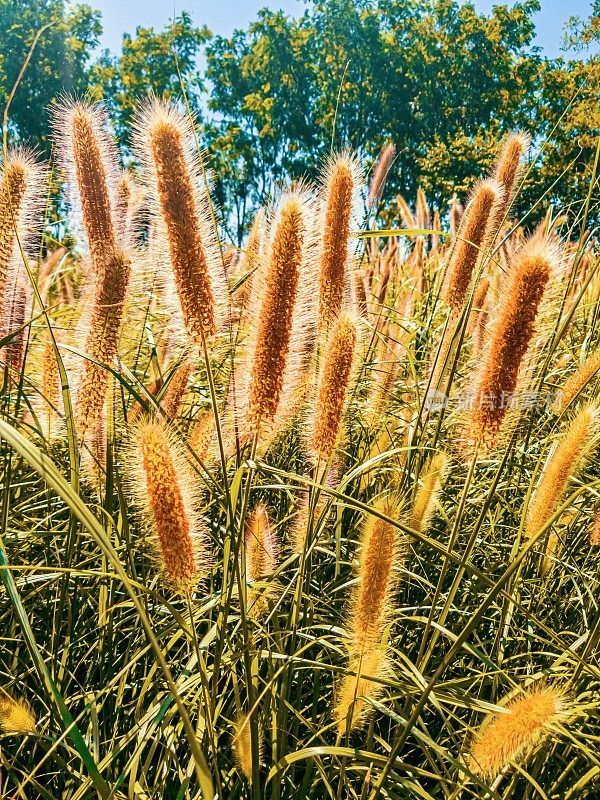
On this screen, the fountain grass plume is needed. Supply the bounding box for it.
[127,418,210,591]
[0,695,36,734]
[317,152,363,328]
[132,97,228,343]
[465,234,561,453]
[367,143,396,209]
[410,452,449,534]
[0,149,47,321]
[467,685,567,781]
[443,179,504,310]
[228,188,318,450]
[309,312,359,460]
[525,404,600,541]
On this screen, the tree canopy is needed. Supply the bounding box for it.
[0,0,597,239]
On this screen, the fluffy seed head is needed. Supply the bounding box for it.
[335,648,389,735]
[351,498,403,650]
[367,143,396,209]
[468,686,566,780]
[443,179,504,309]
[52,101,121,282]
[410,452,448,534]
[466,236,558,450]
[0,151,46,321]
[492,131,531,225]
[589,512,600,546]
[132,98,227,342]
[0,696,36,734]
[246,504,278,582]
[128,419,209,591]
[233,712,262,782]
[311,313,358,459]
[245,191,315,433]
[161,359,192,419]
[554,351,600,415]
[525,404,600,540]
[318,153,362,327]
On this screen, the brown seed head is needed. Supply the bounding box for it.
[335,648,389,735]
[492,131,531,227]
[466,236,558,450]
[133,99,227,342]
[311,313,358,459]
[367,143,396,209]
[129,419,209,591]
[443,179,504,309]
[247,193,305,428]
[318,154,360,327]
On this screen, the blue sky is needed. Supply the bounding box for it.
[89,0,597,59]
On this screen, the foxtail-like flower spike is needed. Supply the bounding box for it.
[127,419,210,591]
[467,686,566,780]
[318,153,362,328]
[132,98,227,343]
[443,179,504,309]
[492,131,531,231]
[367,143,396,209]
[553,351,600,415]
[465,235,559,451]
[0,695,36,734]
[410,452,448,534]
[233,711,262,782]
[310,313,358,460]
[525,404,599,540]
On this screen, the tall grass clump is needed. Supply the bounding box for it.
[3,83,600,800]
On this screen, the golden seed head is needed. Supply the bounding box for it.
[335,648,389,735]
[161,359,192,419]
[525,404,600,540]
[492,131,531,223]
[443,179,504,309]
[466,235,558,450]
[246,504,277,582]
[128,419,209,591]
[0,696,36,734]
[468,686,565,781]
[311,313,358,459]
[247,192,307,428]
[554,351,600,415]
[53,101,120,282]
[351,497,403,650]
[233,712,262,782]
[410,452,449,534]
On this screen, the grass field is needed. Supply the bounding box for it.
[1,96,600,799]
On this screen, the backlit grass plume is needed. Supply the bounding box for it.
[310,313,358,460]
[467,686,566,781]
[553,350,600,414]
[127,419,209,591]
[132,98,227,342]
[53,100,130,440]
[318,153,362,328]
[525,404,600,541]
[335,647,390,735]
[465,235,559,451]
[492,131,531,231]
[367,142,396,209]
[335,497,405,733]
[230,189,317,447]
[0,150,46,321]
[245,504,279,617]
[443,179,503,309]
[0,695,36,734]
[410,452,448,534]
